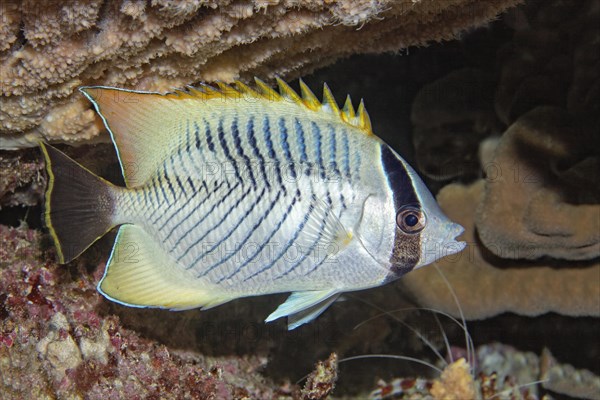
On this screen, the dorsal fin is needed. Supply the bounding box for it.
[79,86,179,187]
[254,77,282,101]
[299,79,320,110]
[276,77,302,103]
[357,99,373,133]
[216,82,243,99]
[233,80,261,97]
[321,83,340,115]
[80,79,375,187]
[342,95,356,123]
[229,78,374,135]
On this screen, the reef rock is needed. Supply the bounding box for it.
[0,148,45,208]
[0,0,520,149]
[540,348,600,400]
[36,313,83,380]
[0,224,279,399]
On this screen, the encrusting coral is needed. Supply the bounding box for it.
[0,224,278,399]
[299,353,338,400]
[0,0,520,149]
[493,0,600,127]
[408,0,599,262]
[429,358,475,400]
[0,148,45,208]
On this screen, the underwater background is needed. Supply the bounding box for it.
[1,0,598,399]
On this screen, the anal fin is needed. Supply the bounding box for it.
[99,225,229,310]
[265,290,339,330]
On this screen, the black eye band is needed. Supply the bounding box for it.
[380,145,419,209]
[396,205,426,234]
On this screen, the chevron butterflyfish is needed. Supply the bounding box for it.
[40,78,465,329]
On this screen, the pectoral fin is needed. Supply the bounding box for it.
[265,289,339,330]
[99,224,230,310]
[296,197,353,257]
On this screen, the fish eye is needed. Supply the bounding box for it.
[396,205,426,234]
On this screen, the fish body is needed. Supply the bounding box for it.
[41,79,465,329]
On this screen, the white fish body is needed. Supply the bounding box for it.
[40,79,465,329]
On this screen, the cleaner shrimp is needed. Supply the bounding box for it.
[334,265,548,399]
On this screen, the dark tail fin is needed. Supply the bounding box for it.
[40,143,117,263]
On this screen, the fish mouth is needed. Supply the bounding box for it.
[444,223,467,255]
[414,222,466,269]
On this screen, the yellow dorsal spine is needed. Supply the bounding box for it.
[321,83,340,116]
[254,77,282,101]
[342,95,356,124]
[169,78,374,136]
[186,86,206,98]
[199,83,220,98]
[233,80,261,98]
[299,79,320,111]
[216,82,243,99]
[357,99,372,134]
[276,77,303,104]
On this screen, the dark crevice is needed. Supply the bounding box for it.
[16,20,27,49]
[0,204,43,229]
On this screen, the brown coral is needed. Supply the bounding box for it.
[401,180,600,319]
[472,0,600,262]
[0,0,520,148]
[406,0,600,262]
[476,106,600,261]
[403,0,600,319]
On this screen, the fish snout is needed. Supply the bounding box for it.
[445,222,466,254]
[415,222,466,269]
